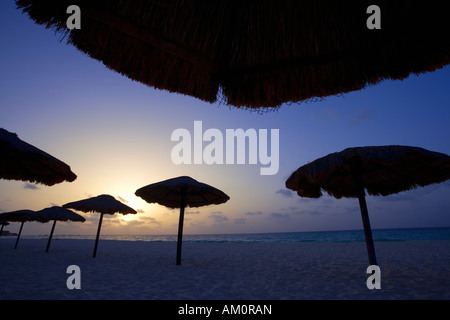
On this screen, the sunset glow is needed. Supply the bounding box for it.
[1,1,449,239]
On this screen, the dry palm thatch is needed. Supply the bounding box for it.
[135,176,230,209]
[30,206,86,222]
[136,176,229,265]
[63,194,137,215]
[0,128,76,186]
[286,145,450,199]
[285,145,450,265]
[0,209,38,222]
[16,0,450,109]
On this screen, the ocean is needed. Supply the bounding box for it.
[10,227,450,243]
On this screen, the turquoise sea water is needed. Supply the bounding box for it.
[10,227,450,243]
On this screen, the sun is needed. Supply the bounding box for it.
[121,214,136,223]
[113,193,143,223]
[113,190,166,226]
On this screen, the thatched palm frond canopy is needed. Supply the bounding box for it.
[0,128,77,186]
[0,209,44,222]
[63,194,137,215]
[27,206,86,222]
[135,176,230,209]
[286,145,450,199]
[16,0,450,109]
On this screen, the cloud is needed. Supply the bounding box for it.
[351,108,375,124]
[106,218,122,225]
[209,212,229,223]
[296,197,316,204]
[234,218,246,224]
[310,106,375,126]
[140,216,161,225]
[291,210,322,216]
[275,189,295,198]
[124,220,145,227]
[244,211,263,216]
[84,214,100,222]
[186,210,200,214]
[310,107,341,122]
[23,183,39,190]
[268,212,291,220]
[116,196,128,203]
[267,207,323,221]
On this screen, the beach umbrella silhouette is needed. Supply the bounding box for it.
[0,128,76,186]
[25,206,85,252]
[135,176,230,265]
[0,209,49,249]
[16,1,450,109]
[63,194,137,257]
[285,145,450,265]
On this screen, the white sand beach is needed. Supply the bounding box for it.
[0,238,449,300]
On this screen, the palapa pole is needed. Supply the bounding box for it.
[93,212,104,258]
[45,220,57,252]
[176,187,187,265]
[350,157,377,266]
[14,221,25,249]
[356,184,378,266]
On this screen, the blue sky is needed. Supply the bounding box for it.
[1,1,449,236]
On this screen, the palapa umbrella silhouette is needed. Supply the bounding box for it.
[16,1,450,109]
[285,145,450,265]
[135,176,230,265]
[63,194,137,257]
[0,128,76,186]
[0,209,49,249]
[25,206,85,252]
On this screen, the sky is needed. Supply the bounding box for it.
[1,1,449,237]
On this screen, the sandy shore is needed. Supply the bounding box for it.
[0,238,449,300]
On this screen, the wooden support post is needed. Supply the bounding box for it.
[176,188,187,265]
[93,212,104,258]
[45,220,57,252]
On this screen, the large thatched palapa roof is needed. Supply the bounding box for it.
[16,0,450,109]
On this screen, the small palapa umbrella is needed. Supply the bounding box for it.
[135,176,230,265]
[0,209,49,248]
[63,194,137,257]
[25,206,85,252]
[0,128,76,186]
[285,145,450,265]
